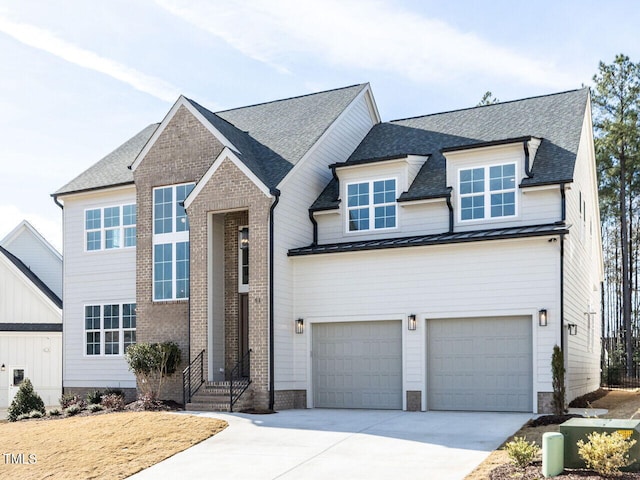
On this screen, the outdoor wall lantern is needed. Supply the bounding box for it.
[538,309,548,327]
[0,364,4,372]
[408,314,417,331]
[568,323,578,336]
[295,318,304,334]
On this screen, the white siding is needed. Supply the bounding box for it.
[292,237,561,411]
[563,100,603,402]
[273,90,377,390]
[0,254,61,324]
[0,332,62,407]
[316,142,563,244]
[1,223,62,299]
[60,187,137,389]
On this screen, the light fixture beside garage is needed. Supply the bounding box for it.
[0,364,4,372]
[567,323,578,335]
[295,318,304,334]
[538,309,548,327]
[408,314,417,331]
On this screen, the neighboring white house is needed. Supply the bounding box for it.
[54,85,602,413]
[0,221,62,407]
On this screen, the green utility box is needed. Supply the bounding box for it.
[560,418,640,470]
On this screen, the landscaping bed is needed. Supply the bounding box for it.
[466,389,640,480]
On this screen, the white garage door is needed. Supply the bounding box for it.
[428,317,532,412]
[313,321,402,409]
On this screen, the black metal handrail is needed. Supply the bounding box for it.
[230,349,252,412]
[182,349,205,407]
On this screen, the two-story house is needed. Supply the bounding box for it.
[0,221,62,407]
[54,84,602,413]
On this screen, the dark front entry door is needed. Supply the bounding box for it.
[239,293,249,377]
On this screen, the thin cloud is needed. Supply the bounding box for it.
[0,15,181,102]
[156,0,574,89]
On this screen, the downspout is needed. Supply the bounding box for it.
[523,139,534,178]
[309,210,318,246]
[560,183,566,222]
[559,183,566,351]
[560,233,565,352]
[268,187,281,411]
[445,193,454,233]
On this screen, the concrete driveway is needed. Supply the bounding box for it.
[128,409,530,480]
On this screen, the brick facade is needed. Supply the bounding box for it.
[537,391,553,414]
[406,391,421,411]
[133,105,226,403]
[188,158,272,409]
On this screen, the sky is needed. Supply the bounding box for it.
[0,0,639,252]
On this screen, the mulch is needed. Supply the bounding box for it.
[490,462,640,479]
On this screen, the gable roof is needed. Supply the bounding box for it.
[312,88,588,209]
[53,124,159,196]
[56,84,370,197]
[1,220,61,261]
[0,246,62,309]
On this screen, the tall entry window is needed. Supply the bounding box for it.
[238,227,249,293]
[153,183,194,301]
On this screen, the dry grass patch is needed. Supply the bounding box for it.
[0,411,227,479]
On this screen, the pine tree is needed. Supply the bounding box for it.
[593,54,640,375]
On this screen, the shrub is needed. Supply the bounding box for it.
[86,390,103,405]
[28,410,44,419]
[48,409,61,417]
[103,387,125,399]
[7,379,46,422]
[137,392,164,411]
[126,342,181,400]
[577,431,637,476]
[60,393,85,409]
[101,393,125,411]
[88,403,104,413]
[16,413,31,421]
[65,404,83,416]
[551,345,566,415]
[505,436,539,469]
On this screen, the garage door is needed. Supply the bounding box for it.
[313,321,402,409]
[427,317,532,412]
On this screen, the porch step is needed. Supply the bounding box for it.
[186,383,254,412]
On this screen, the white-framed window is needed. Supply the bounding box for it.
[346,178,397,232]
[153,183,194,301]
[238,227,249,293]
[459,163,516,221]
[84,303,136,356]
[85,204,136,251]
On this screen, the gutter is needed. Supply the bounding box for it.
[268,187,281,411]
[309,210,318,246]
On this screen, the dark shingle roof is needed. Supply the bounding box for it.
[0,246,62,309]
[54,124,159,196]
[55,84,368,195]
[312,88,588,209]
[217,84,368,165]
[288,223,568,256]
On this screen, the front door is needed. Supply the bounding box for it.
[239,293,249,377]
[8,366,26,405]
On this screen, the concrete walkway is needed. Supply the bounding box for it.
[128,409,531,480]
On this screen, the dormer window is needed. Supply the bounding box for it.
[459,163,516,221]
[347,179,397,232]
